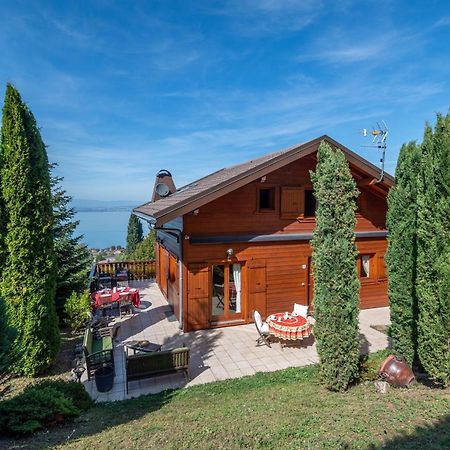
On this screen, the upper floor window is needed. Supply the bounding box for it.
[304,189,316,217]
[258,187,275,211]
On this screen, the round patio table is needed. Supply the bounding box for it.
[267,313,311,340]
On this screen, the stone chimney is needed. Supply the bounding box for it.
[151,169,176,202]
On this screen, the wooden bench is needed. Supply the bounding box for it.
[125,346,190,393]
[83,326,114,380]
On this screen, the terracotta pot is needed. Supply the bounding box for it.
[379,355,415,387]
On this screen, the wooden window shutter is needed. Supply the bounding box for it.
[280,187,304,219]
[377,255,387,279]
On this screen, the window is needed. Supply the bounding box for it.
[357,254,373,278]
[304,190,316,217]
[258,187,275,211]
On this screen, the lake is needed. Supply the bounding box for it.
[75,210,147,249]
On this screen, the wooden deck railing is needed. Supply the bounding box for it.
[96,260,156,281]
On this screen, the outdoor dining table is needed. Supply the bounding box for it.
[91,287,140,311]
[266,312,312,341]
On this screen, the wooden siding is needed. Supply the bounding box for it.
[157,152,390,332]
[184,156,387,237]
[182,237,388,330]
[156,243,181,320]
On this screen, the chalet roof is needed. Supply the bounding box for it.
[133,135,395,226]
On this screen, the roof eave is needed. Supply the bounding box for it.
[133,135,394,226]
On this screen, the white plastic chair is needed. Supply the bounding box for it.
[293,303,315,326]
[293,303,308,317]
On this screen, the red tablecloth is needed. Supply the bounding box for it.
[267,313,311,340]
[91,287,140,311]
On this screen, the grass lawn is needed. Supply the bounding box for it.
[1,352,449,450]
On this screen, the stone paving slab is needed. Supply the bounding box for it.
[82,282,391,402]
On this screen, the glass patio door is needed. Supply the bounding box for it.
[211,263,243,322]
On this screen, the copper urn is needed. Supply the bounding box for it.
[379,355,415,387]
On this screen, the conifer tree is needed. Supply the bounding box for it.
[0,84,59,375]
[0,142,5,268]
[386,142,421,365]
[416,114,450,386]
[131,230,156,260]
[51,164,92,316]
[126,214,143,256]
[310,141,360,391]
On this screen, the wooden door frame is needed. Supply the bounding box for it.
[207,258,248,328]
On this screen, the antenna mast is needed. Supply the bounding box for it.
[360,120,388,183]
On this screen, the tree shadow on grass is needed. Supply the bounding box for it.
[0,389,178,450]
[368,414,450,449]
[0,330,223,449]
[0,316,223,449]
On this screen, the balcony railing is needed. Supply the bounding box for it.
[89,260,156,291]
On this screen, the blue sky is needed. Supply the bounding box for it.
[1,0,449,202]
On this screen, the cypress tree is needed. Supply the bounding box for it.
[51,163,92,316]
[0,84,59,375]
[0,134,5,269]
[416,114,450,386]
[310,141,361,391]
[385,142,421,365]
[131,230,156,260]
[126,213,143,256]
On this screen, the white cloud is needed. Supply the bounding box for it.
[202,0,322,35]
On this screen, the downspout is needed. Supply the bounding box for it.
[132,212,184,330]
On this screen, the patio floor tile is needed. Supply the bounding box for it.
[84,281,391,401]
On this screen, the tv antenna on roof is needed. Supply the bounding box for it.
[360,120,388,183]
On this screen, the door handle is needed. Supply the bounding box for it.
[301,282,305,286]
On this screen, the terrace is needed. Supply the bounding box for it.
[83,263,391,402]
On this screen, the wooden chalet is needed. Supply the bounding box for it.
[133,135,394,332]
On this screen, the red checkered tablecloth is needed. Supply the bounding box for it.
[267,313,311,340]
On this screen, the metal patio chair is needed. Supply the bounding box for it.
[253,310,272,348]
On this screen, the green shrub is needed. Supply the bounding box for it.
[29,380,93,411]
[64,290,91,331]
[359,350,390,382]
[0,386,80,435]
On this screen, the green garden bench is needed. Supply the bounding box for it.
[83,326,114,380]
[125,346,190,393]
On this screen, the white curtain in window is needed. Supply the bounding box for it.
[362,255,370,277]
[232,264,241,313]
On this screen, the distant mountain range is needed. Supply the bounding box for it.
[71,199,145,212]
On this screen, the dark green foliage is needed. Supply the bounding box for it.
[0,297,16,399]
[126,214,143,256]
[0,149,5,269]
[28,380,93,411]
[0,83,60,375]
[386,142,421,365]
[416,114,450,386]
[0,385,80,435]
[51,163,91,316]
[310,141,361,391]
[131,229,156,260]
[63,290,91,331]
